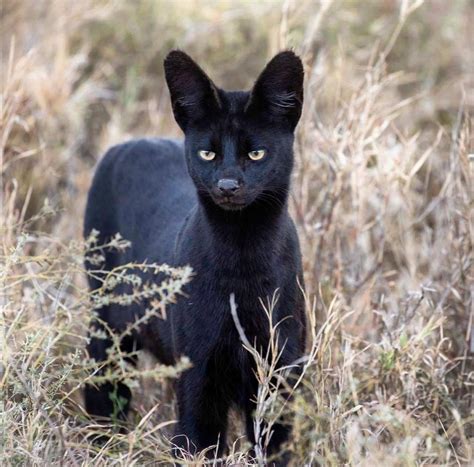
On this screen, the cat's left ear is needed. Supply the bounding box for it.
[246,51,304,130]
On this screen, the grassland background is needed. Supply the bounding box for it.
[1,0,473,465]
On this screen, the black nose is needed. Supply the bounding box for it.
[217,178,240,196]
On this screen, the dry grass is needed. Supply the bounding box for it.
[1,0,473,465]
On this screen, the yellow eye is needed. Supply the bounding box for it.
[248,149,266,161]
[198,150,216,161]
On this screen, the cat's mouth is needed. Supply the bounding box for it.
[215,197,248,211]
[208,186,257,211]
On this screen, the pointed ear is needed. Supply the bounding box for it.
[246,51,304,130]
[164,50,221,131]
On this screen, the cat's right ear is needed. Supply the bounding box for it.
[164,50,221,132]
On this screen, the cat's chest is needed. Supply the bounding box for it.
[195,254,279,334]
[175,227,289,322]
[175,244,290,356]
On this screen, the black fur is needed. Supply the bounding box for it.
[84,50,306,463]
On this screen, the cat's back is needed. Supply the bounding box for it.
[84,137,196,263]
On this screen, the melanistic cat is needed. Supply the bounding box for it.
[84,50,306,464]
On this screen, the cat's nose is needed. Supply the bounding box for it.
[217,178,240,197]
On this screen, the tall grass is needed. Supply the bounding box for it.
[1,0,472,464]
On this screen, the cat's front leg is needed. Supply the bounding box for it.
[172,363,230,462]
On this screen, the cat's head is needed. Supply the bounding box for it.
[164,50,304,212]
